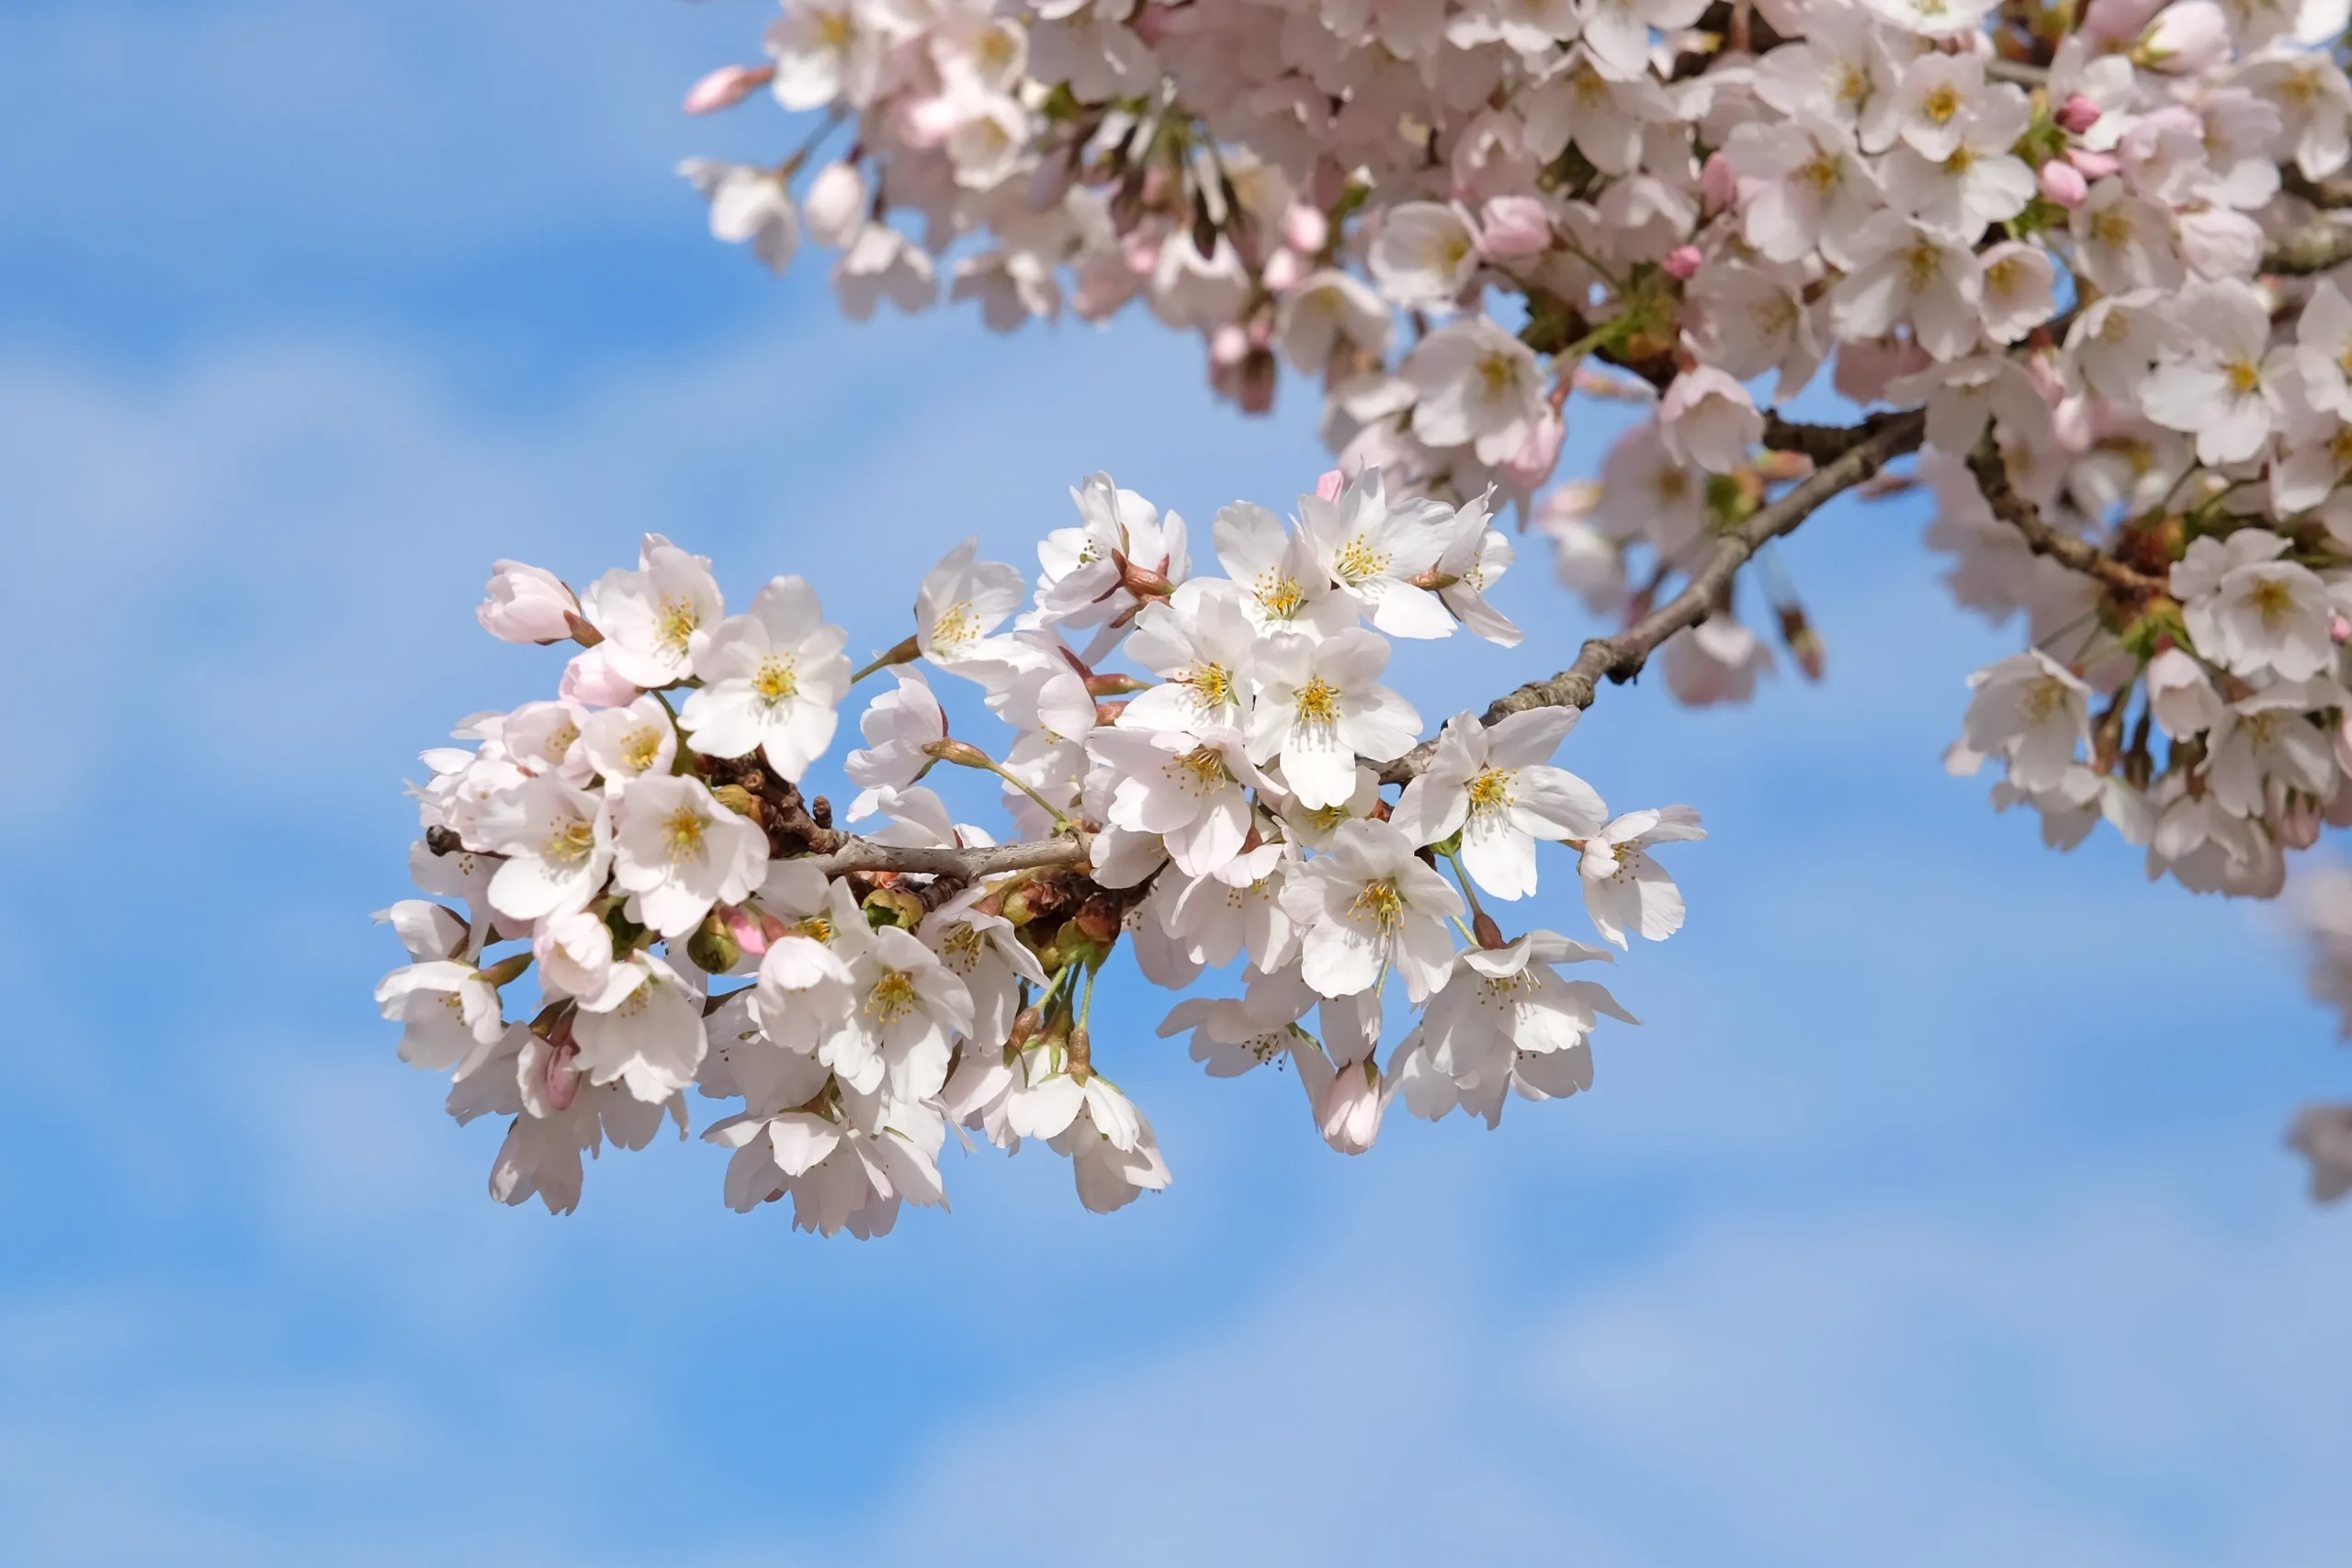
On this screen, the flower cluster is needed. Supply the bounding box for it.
[377,471,1700,1232]
[662,0,2352,1197]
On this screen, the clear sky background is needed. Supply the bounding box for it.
[4,3,2350,1564]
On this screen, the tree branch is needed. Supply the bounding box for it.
[1962,436,2168,598]
[2265,216,2352,276]
[803,832,1093,879]
[1377,407,1928,784]
[795,411,1929,874]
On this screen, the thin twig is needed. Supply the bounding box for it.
[803,411,1930,873]
[1376,408,1928,784]
[1962,435,2168,598]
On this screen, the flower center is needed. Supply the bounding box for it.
[662,805,708,862]
[543,816,597,868]
[656,595,700,657]
[1902,239,1943,291]
[1169,746,1228,794]
[1798,151,1843,192]
[752,655,799,706]
[2250,577,2297,626]
[1295,674,1342,725]
[931,599,978,653]
[1349,879,1406,934]
[1466,767,1515,815]
[2224,358,2262,396]
[1477,351,1523,400]
[620,726,665,773]
[941,926,985,971]
[1333,536,1392,583]
[1922,84,1961,125]
[1182,661,1234,711]
[1253,570,1306,619]
[2021,676,2073,722]
[866,970,919,1024]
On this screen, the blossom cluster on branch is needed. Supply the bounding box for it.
[377,471,1705,1232]
[665,0,2352,1201]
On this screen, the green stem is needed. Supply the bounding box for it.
[851,633,922,684]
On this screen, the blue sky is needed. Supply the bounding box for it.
[4,3,2350,1564]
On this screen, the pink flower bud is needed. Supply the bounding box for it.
[2333,613,2350,643]
[2134,0,2231,73]
[1283,203,1329,255]
[1261,246,1308,293]
[1210,322,1250,369]
[1501,405,1566,488]
[1315,468,1348,502]
[561,645,642,707]
[1701,151,1738,209]
[2064,147,2120,178]
[2280,794,2324,851]
[1477,195,1553,258]
[1663,244,1702,279]
[683,63,775,116]
[803,161,866,248]
[478,560,578,644]
[545,1041,582,1113]
[721,905,771,958]
[2056,94,2103,135]
[2038,159,2089,209]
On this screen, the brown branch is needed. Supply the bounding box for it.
[1377,407,1928,784]
[1962,436,2167,598]
[804,832,1092,880]
[796,410,1928,871]
[2265,217,2352,276]
[2283,168,2352,210]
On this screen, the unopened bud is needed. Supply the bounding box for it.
[1662,244,1702,279]
[2332,613,2350,643]
[1210,321,1250,369]
[477,560,579,644]
[684,62,776,115]
[1472,909,1507,950]
[1700,150,1737,209]
[2056,94,2103,134]
[804,161,867,248]
[2065,146,2120,178]
[687,908,744,974]
[544,1040,583,1112]
[2038,159,2088,209]
[1085,672,1151,696]
[922,738,997,769]
[1261,247,1308,293]
[1007,1007,1043,1051]
[1283,203,1329,255]
[708,784,763,822]
[1477,194,1553,258]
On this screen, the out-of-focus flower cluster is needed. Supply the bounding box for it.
[378,472,1699,1232]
